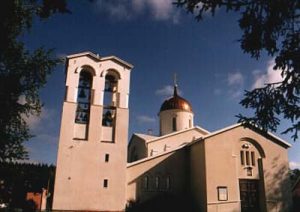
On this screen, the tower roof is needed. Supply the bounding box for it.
[159,85,193,113]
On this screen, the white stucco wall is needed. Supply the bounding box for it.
[146,128,206,157]
[159,109,194,136]
[53,53,132,211]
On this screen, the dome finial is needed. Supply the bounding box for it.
[173,73,178,96]
[173,73,178,87]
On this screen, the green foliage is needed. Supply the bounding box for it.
[0,0,69,162]
[175,0,300,140]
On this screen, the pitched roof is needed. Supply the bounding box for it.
[127,142,188,168]
[190,123,291,148]
[134,133,158,140]
[145,126,210,144]
[127,123,291,168]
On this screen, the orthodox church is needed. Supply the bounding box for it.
[52,52,292,212]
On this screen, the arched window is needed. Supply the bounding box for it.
[102,73,118,127]
[240,143,256,176]
[75,70,92,124]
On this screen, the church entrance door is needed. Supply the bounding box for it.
[239,179,260,212]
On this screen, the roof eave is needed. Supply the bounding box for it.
[66,52,134,69]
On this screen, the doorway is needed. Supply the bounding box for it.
[239,179,260,212]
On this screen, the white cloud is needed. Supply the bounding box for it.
[96,0,180,23]
[227,72,244,99]
[230,90,243,99]
[136,115,156,123]
[252,60,283,89]
[155,85,174,96]
[147,0,173,20]
[155,85,183,97]
[290,161,300,170]
[23,107,54,131]
[96,0,131,20]
[228,72,244,87]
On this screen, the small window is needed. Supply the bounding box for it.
[217,186,228,201]
[172,117,177,131]
[155,176,160,189]
[105,154,109,162]
[166,176,171,190]
[240,151,244,165]
[189,119,192,128]
[245,151,250,165]
[247,167,252,176]
[103,179,108,188]
[251,151,255,166]
[143,176,149,190]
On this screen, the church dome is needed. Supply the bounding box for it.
[159,86,193,113]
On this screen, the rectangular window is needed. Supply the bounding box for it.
[240,151,245,165]
[247,168,252,176]
[246,151,250,166]
[103,179,108,188]
[251,151,255,166]
[143,176,149,190]
[166,176,171,190]
[172,117,177,131]
[105,154,109,162]
[155,176,160,189]
[217,186,228,201]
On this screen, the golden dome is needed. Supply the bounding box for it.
[159,86,193,113]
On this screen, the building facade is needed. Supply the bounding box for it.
[52,52,133,211]
[53,52,292,212]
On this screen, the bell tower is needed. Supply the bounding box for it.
[53,52,133,211]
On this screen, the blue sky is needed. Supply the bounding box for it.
[22,0,299,169]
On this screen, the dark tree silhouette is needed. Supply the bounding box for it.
[0,0,70,162]
[290,169,300,186]
[175,0,300,140]
[0,162,55,210]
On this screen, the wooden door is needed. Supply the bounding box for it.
[239,179,260,212]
